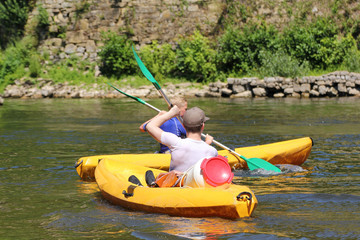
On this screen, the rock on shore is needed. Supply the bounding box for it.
[2,71,360,99]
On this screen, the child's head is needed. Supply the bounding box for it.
[171,96,188,117]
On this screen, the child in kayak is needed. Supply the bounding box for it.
[145,106,218,187]
[139,96,188,153]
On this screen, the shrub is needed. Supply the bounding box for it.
[258,50,310,78]
[29,55,41,77]
[0,41,30,84]
[342,47,360,72]
[282,17,341,69]
[0,0,29,49]
[36,5,49,29]
[217,22,280,75]
[175,30,217,82]
[138,41,176,81]
[315,33,356,69]
[98,32,137,78]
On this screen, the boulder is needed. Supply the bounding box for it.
[64,44,77,54]
[232,84,245,94]
[41,85,55,98]
[318,85,327,95]
[284,88,294,95]
[337,83,347,93]
[230,91,252,98]
[300,83,311,93]
[310,90,320,97]
[220,88,232,97]
[348,88,360,96]
[273,92,284,98]
[252,87,267,97]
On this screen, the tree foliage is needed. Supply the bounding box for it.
[138,41,176,81]
[175,30,217,82]
[216,23,280,75]
[98,32,137,78]
[0,0,31,49]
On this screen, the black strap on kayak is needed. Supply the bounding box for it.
[123,185,138,198]
[74,159,83,169]
[122,190,134,197]
[236,192,252,201]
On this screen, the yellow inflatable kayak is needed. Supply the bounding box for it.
[76,137,313,181]
[95,158,258,219]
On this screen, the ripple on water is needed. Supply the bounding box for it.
[256,193,360,239]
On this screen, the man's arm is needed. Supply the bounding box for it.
[146,106,180,142]
[139,111,166,132]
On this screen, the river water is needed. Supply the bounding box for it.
[0,97,359,239]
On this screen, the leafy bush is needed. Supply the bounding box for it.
[217,23,280,75]
[29,54,41,77]
[315,33,356,69]
[175,30,217,82]
[0,41,30,84]
[98,32,137,78]
[342,47,360,72]
[282,17,340,69]
[0,0,29,49]
[258,50,310,78]
[36,5,49,30]
[138,41,176,81]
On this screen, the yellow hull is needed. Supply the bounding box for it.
[95,158,258,219]
[76,137,313,181]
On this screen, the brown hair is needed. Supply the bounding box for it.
[184,125,202,133]
[171,96,187,108]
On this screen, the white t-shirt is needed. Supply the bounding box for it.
[161,132,218,172]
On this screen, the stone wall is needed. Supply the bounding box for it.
[217,71,360,98]
[32,0,224,62]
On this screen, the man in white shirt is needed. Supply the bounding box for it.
[146,106,218,187]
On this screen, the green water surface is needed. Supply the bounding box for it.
[0,97,359,239]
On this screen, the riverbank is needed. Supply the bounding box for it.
[1,71,360,104]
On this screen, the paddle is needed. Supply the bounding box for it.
[108,82,281,173]
[132,47,281,172]
[107,82,161,112]
[132,46,172,108]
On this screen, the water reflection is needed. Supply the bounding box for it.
[152,215,256,239]
[76,181,99,195]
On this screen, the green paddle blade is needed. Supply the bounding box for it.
[107,82,146,105]
[132,46,161,90]
[246,157,281,172]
